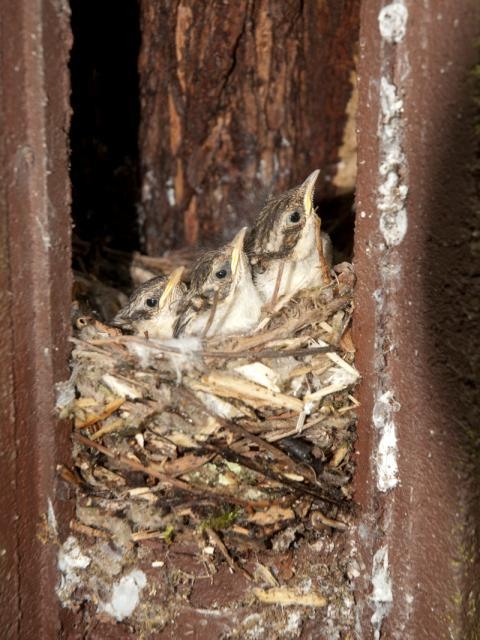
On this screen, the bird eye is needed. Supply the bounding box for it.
[288,210,301,223]
[215,269,227,279]
[145,298,158,308]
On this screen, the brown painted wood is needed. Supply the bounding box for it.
[0,0,72,637]
[353,1,480,637]
[138,0,360,254]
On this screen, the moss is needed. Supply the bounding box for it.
[161,525,175,544]
[200,508,240,532]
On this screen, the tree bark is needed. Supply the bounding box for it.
[138,0,359,254]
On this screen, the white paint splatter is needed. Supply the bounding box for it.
[371,546,393,639]
[36,216,51,251]
[47,498,58,537]
[365,9,410,636]
[378,3,408,43]
[98,569,147,621]
[372,390,400,491]
[378,77,408,246]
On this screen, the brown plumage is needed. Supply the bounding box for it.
[112,267,187,339]
[246,170,332,302]
[174,227,263,338]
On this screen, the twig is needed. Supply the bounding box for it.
[315,215,332,286]
[178,388,339,503]
[70,520,111,539]
[87,334,337,360]
[177,387,310,477]
[75,397,125,430]
[269,261,285,308]
[202,290,219,339]
[73,433,271,509]
[205,527,252,580]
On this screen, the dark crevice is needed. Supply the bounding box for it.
[318,192,356,263]
[69,0,141,271]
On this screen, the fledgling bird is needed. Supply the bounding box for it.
[246,170,333,303]
[112,266,186,339]
[174,227,262,338]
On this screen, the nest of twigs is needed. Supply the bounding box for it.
[60,253,357,548]
[57,252,358,629]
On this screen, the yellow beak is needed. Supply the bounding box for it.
[302,169,320,216]
[230,226,248,274]
[158,266,185,309]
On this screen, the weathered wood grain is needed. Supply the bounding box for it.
[138,0,360,253]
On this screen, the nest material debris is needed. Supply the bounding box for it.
[59,253,358,632]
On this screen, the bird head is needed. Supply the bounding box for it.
[191,226,249,305]
[247,169,321,261]
[174,227,251,337]
[112,266,186,332]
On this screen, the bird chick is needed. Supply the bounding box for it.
[246,170,332,303]
[112,267,186,339]
[174,227,262,338]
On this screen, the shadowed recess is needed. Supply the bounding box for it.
[69,0,141,256]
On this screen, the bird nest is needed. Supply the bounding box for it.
[61,254,356,540]
[57,251,358,628]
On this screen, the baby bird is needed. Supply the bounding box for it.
[174,227,262,338]
[246,170,332,303]
[112,266,186,339]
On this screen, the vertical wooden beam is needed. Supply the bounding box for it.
[0,0,72,637]
[354,1,480,637]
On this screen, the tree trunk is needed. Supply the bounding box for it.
[138,0,359,254]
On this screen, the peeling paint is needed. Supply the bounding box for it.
[371,546,393,639]
[378,77,408,247]
[365,3,411,635]
[378,3,408,44]
[47,497,58,537]
[36,215,51,251]
[372,391,400,491]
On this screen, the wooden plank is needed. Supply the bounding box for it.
[353,1,480,637]
[0,0,72,637]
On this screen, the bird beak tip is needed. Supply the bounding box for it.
[303,169,320,214]
[159,266,185,308]
[230,227,248,274]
